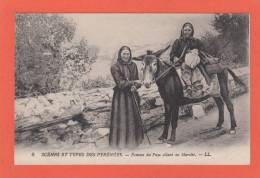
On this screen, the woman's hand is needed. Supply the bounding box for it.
[134,80,142,85]
[173,57,179,63]
[132,80,142,89]
[130,85,137,92]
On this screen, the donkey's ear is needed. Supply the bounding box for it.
[132,57,143,61]
[153,45,171,58]
[132,54,145,61]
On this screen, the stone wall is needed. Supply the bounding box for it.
[15,67,249,145]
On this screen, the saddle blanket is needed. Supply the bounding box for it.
[176,67,220,99]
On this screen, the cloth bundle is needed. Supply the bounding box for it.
[184,49,200,69]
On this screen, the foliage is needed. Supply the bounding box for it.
[201,13,249,67]
[59,38,98,91]
[15,14,99,98]
[15,14,76,97]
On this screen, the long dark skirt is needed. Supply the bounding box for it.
[109,89,144,149]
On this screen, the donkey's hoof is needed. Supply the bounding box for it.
[158,136,167,142]
[216,126,223,130]
[166,140,175,145]
[229,129,236,134]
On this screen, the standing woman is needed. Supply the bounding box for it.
[109,46,144,149]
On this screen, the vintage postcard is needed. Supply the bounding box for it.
[14,13,250,165]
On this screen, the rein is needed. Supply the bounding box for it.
[153,63,175,83]
[152,45,187,83]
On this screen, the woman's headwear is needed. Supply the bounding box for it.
[180,22,194,38]
[117,46,132,64]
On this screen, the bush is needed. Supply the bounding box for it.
[83,76,114,90]
[15,14,98,98]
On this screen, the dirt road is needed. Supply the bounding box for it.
[141,93,249,149]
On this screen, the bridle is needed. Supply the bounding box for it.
[135,43,186,85]
[141,59,176,86]
[149,45,187,84]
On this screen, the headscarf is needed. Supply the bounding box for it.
[180,22,194,38]
[117,46,132,64]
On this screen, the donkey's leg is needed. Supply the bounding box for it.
[219,71,237,134]
[167,104,179,145]
[222,96,237,134]
[159,103,171,141]
[213,97,225,128]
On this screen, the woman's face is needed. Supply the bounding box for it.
[121,49,131,62]
[183,25,193,38]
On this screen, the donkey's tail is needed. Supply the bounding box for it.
[227,68,248,92]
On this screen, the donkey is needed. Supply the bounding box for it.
[133,49,246,145]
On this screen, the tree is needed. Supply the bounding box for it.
[15,14,76,97]
[212,13,249,64]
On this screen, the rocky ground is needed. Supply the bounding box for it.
[15,93,249,165]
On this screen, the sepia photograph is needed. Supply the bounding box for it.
[14,13,249,165]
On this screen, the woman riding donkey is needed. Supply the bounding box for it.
[170,22,213,98]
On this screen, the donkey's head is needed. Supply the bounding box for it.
[133,45,170,88]
[140,51,158,88]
